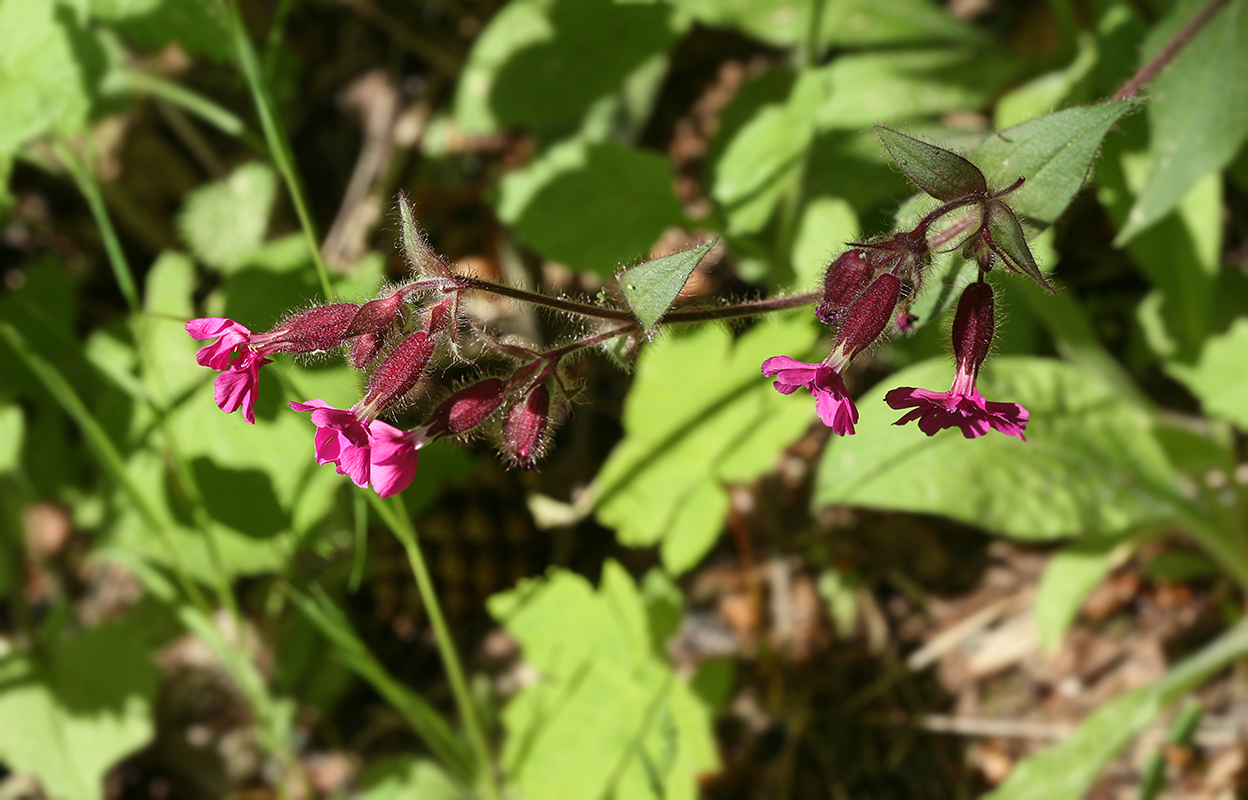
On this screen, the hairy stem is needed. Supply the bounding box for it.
[1113,0,1229,101]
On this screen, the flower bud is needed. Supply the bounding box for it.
[502,384,551,470]
[423,378,507,439]
[358,331,436,416]
[815,249,874,325]
[350,332,385,370]
[344,289,408,338]
[952,281,994,374]
[831,273,901,365]
[260,303,361,353]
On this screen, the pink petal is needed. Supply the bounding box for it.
[368,421,419,498]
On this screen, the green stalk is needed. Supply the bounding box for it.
[224,0,334,301]
[367,493,500,800]
[52,141,139,314]
[118,69,253,142]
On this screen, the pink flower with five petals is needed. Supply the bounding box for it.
[761,356,858,435]
[290,400,420,497]
[187,318,272,424]
[885,381,1028,440]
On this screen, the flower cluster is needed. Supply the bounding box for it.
[762,128,1041,441]
[186,209,582,497]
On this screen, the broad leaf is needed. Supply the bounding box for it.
[1166,318,1248,431]
[177,162,278,273]
[1035,534,1134,652]
[0,402,23,472]
[974,100,1139,225]
[0,611,159,800]
[1117,0,1248,242]
[496,139,683,276]
[618,240,716,334]
[876,126,987,201]
[819,48,1019,130]
[816,357,1179,539]
[489,562,717,800]
[0,0,92,153]
[712,67,826,234]
[453,0,678,134]
[596,316,818,573]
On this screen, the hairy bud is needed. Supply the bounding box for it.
[358,331,436,417]
[815,249,873,325]
[502,384,551,470]
[423,378,507,439]
[832,273,901,365]
[259,303,361,353]
[952,281,994,375]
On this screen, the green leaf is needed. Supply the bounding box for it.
[815,357,1180,539]
[791,196,860,290]
[357,757,471,800]
[1116,0,1248,243]
[973,100,1139,225]
[489,562,717,800]
[0,402,23,472]
[986,200,1052,291]
[177,162,278,273]
[1166,318,1248,431]
[89,0,231,61]
[617,240,715,334]
[712,67,826,234]
[818,48,1019,131]
[596,315,817,573]
[986,621,1248,800]
[496,139,683,276]
[668,0,981,50]
[453,0,678,134]
[875,126,986,201]
[0,611,159,800]
[1097,121,1221,357]
[0,0,92,152]
[1035,534,1133,653]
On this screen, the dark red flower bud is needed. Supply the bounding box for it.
[503,384,551,470]
[952,281,994,374]
[359,331,436,415]
[350,332,385,370]
[423,378,507,439]
[344,290,407,338]
[423,297,454,337]
[815,249,873,324]
[833,273,901,363]
[262,303,361,353]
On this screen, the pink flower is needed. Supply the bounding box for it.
[187,318,254,371]
[885,281,1029,440]
[188,318,272,423]
[290,400,420,497]
[761,356,858,435]
[213,355,271,424]
[885,382,1029,440]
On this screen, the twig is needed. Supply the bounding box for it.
[1112,0,1230,101]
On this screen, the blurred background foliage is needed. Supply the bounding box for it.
[1,0,1247,797]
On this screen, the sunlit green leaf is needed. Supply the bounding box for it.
[453,0,678,134]
[1166,318,1248,431]
[819,48,1018,130]
[496,138,683,276]
[0,0,92,152]
[974,100,1139,225]
[177,162,278,273]
[987,200,1051,291]
[0,610,159,800]
[712,67,826,234]
[1036,534,1133,652]
[1117,0,1248,243]
[596,316,817,573]
[490,562,716,800]
[816,357,1179,539]
[876,126,986,201]
[618,240,715,333]
[357,757,471,800]
[0,403,23,472]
